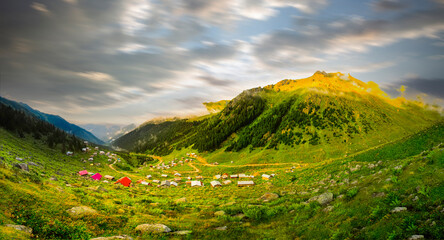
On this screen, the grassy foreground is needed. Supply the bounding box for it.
[0,123,443,239]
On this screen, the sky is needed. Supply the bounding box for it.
[1,0,444,126]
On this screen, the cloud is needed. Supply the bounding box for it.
[198,76,234,86]
[30,2,51,15]
[371,0,407,11]
[399,77,444,99]
[253,9,444,67]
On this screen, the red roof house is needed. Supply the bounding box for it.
[78,170,88,176]
[115,177,132,187]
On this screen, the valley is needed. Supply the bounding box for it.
[0,72,443,239]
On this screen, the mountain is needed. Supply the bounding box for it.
[113,71,442,156]
[0,96,104,145]
[79,123,136,143]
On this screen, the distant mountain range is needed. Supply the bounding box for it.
[113,71,442,155]
[0,96,104,145]
[79,123,136,143]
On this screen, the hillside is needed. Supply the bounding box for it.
[0,116,443,239]
[0,97,104,145]
[113,72,442,157]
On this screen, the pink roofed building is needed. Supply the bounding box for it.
[91,173,102,180]
[78,170,88,176]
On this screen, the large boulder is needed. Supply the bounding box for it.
[5,224,32,234]
[309,192,334,205]
[13,163,29,172]
[258,193,279,202]
[67,206,97,218]
[135,224,171,233]
[90,235,133,240]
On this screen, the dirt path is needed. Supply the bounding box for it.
[108,158,140,179]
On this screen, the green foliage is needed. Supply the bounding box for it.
[345,188,358,200]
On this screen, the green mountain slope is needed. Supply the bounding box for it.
[0,96,104,145]
[114,72,442,156]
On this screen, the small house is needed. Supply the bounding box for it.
[239,173,247,178]
[115,177,132,187]
[161,174,168,178]
[223,180,232,185]
[174,173,181,177]
[160,180,170,187]
[210,181,222,187]
[66,151,73,156]
[152,179,160,183]
[82,148,87,152]
[141,181,150,186]
[237,181,255,187]
[104,175,114,180]
[171,181,178,187]
[174,177,182,182]
[262,174,271,180]
[222,173,229,179]
[230,174,238,179]
[213,175,221,179]
[91,173,102,180]
[190,181,203,187]
[99,151,105,155]
[146,175,152,179]
[196,176,203,180]
[78,170,88,176]
[95,147,99,150]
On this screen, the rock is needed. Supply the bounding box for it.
[351,180,358,185]
[372,192,386,198]
[50,176,58,181]
[408,235,424,240]
[15,157,24,161]
[350,165,361,172]
[258,192,279,202]
[135,224,171,233]
[413,196,419,202]
[234,213,246,220]
[316,192,334,205]
[67,206,97,218]
[27,161,41,167]
[172,230,192,235]
[5,224,32,234]
[214,211,225,217]
[13,163,29,172]
[215,226,227,231]
[391,207,407,213]
[175,197,187,204]
[394,165,402,170]
[90,235,133,240]
[367,163,375,169]
[298,191,309,195]
[323,206,334,212]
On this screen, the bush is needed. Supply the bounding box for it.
[346,188,358,200]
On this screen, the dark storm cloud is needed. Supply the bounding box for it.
[401,77,444,98]
[253,7,444,68]
[371,0,407,11]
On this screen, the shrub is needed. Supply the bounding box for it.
[346,188,358,200]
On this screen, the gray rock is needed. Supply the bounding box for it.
[5,224,32,234]
[391,207,407,213]
[309,192,334,205]
[135,224,171,233]
[13,163,29,172]
[323,206,334,212]
[15,157,24,161]
[408,235,424,240]
[215,226,227,231]
[67,206,97,218]
[372,192,386,198]
[214,211,225,217]
[27,161,41,167]
[172,230,192,235]
[258,192,279,202]
[90,235,133,240]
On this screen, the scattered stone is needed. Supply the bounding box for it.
[15,157,24,161]
[367,163,375,169]
[372,192,386,198]
[67,206,97,218]
[258,192,279,202]
[323,206,334,212]
[234,213,246,220]
[350,165,361,172]
[27,161,41,167]
[172,230,192,235]
[90,235,133,240]
[394,165,402,170]
[135,224,171,233]
[408,235,424,240]
[214,211,225,217]
[413,196,419,202]
[351,180,358,185]
[391,207,407,213]
[175,197,187,204]
[215,226,227,231]
[50,176,58,181]
[5,224,32,234]
[337,194,344,199]
[298,191,309,195]
[309,192,334,205]
[13,163,29,172]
